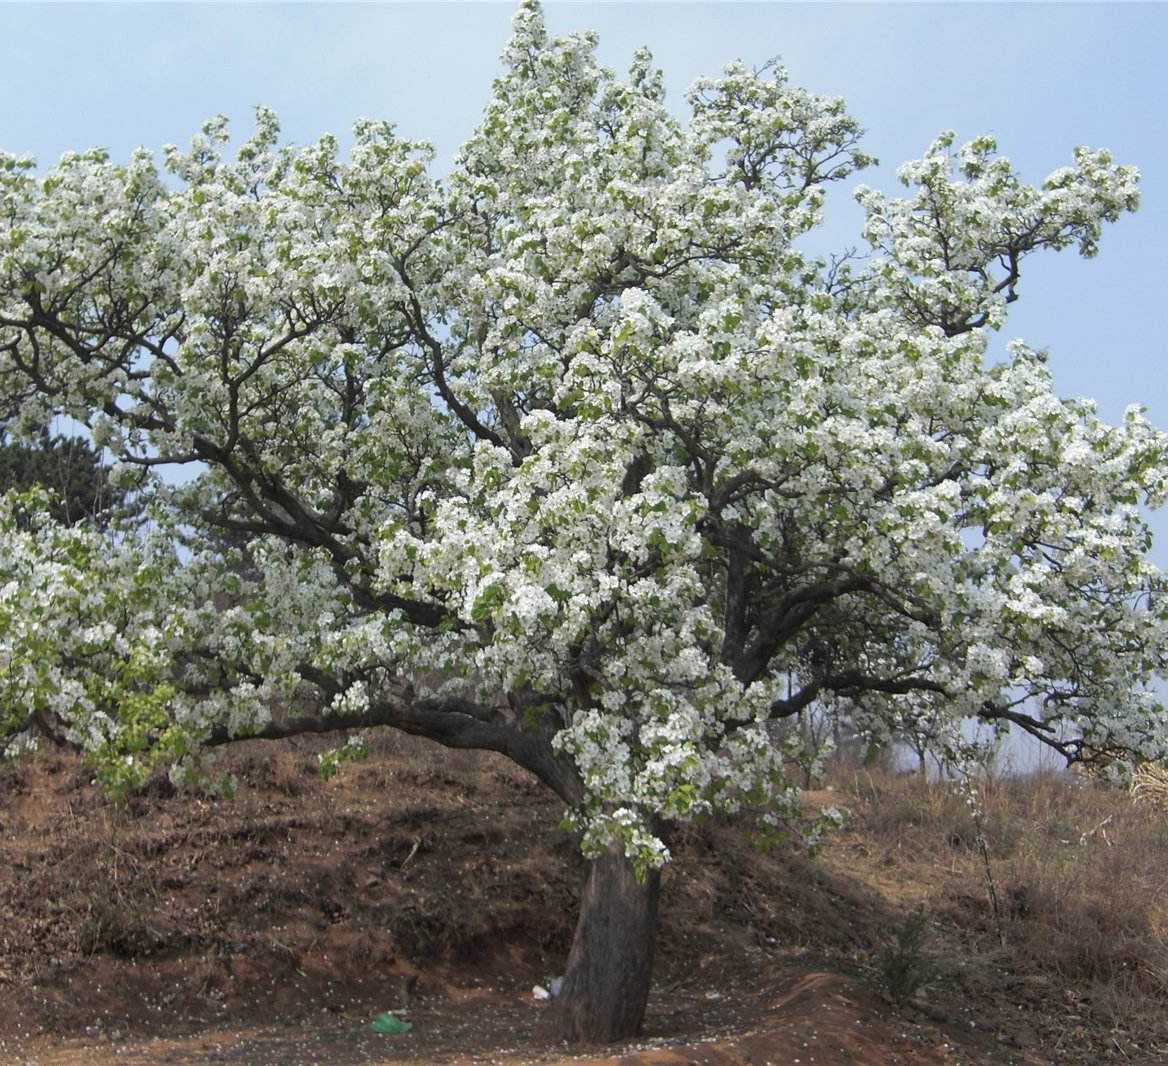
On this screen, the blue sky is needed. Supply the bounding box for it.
[2,2,1165,534]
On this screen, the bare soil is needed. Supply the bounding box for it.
[1,735,1164,1065]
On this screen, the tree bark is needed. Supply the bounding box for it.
[550,843,661,1044]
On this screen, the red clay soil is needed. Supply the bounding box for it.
[0,735,1162,1065]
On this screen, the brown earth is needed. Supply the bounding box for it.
[0,734,1165,1065]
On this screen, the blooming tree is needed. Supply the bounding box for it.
[1,0,1164,1041]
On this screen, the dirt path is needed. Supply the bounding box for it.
[0,973,998,1066]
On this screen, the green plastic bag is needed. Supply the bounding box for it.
[370,1012,413,1035]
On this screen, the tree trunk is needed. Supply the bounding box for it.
[550,844,661,1044]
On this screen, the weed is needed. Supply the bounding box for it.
[877,909,942,1005]
[78,890,166,958]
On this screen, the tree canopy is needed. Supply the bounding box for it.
[1,0,1163,1041]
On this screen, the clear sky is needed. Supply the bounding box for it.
[1,1,1165,512]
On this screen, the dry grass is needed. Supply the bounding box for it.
[1131,761,1168,810]
[825,760,1168,1048]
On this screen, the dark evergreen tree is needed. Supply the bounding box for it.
[0,426,129,528]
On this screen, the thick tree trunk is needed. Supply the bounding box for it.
[550,844,661,1044]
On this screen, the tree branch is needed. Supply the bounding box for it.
[206,692,584,804]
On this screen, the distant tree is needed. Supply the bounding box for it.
[0,425,127,527]
[0,0,1164,1044]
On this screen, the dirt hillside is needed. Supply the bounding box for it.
[1,733,1165,1064]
